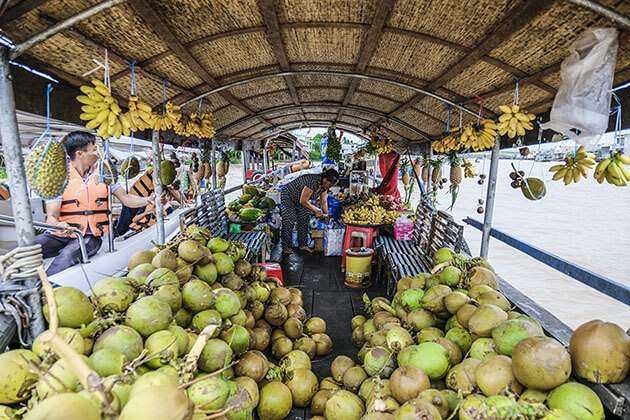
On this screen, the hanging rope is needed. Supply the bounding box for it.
[611,93,622,152]
[513,77,520,106]
[130,60,138,96]
[0,245,43,346]
[475,96,484,124]
[458,103,463,129]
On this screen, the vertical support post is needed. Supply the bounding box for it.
[263,143,269,177]
[373,155,378,187]
[106,185,115,252]
[292,139,296,161]
[0,46,45,340]
[480,138,500,259]
[427,148,434,196]
[151,130,165,245]
[242,150,248,184]
[211,138,217,190]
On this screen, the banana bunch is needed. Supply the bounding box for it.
[549,146,596,185]
[187,112,217,139]
[432,127,462,153]
[364,194,380,208]
[126,96,156,132]
[594,152,630,187]
[498,104,536,138]
[462,158,479,178]
[153,101,181,131]
[354,148,367,160]
[366,132,393,155]
[77,79,124,138]
[384,210,401,225]
[334,193,349,203]
[341,205,386,225]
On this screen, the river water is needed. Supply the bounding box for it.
[225,159,630,331]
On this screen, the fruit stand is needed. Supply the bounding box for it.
[0,0,629,419]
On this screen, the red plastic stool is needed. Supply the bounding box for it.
[341,226,376,268]
[260,262,283,285]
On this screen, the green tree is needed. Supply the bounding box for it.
[309,133,322,161]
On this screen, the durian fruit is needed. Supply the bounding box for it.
[121,156,140,179]
[94,158,119,185]
[25,141,68,199]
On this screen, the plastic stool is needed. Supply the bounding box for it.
[260,262,283,285]
[341,226,376,268]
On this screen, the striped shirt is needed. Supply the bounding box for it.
[282,174,322,204]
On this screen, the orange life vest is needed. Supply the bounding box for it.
[58,165,110,236]
[0,184,9,200]
[130,168,154,197]
[128,203,171,232]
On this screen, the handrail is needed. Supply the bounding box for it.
[0,214,90,264]
[463,217,630,305]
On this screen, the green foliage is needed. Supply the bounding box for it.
[309,133,322,161]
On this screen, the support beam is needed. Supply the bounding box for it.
[337,0,395,121]
[564,0,630,31]
[258,0,304,120]
[0,46,44,343]
[240,120,371,142]
[215,102,431,140]
[211,138,217,189]
[0,0,49,27]
[374,0,555,125]
[127,0,266,123]
[151,130,165,244]
[9,0,126,59]
[480,138,500,258]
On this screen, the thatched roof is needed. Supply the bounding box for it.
[1,0,629,144]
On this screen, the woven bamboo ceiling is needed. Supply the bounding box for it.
[1,0,629,143]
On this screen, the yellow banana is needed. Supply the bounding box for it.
[507,127,517,138]
[108,111,117,128]
[511,104,520,113]
[549,164,565,172]
[607,161,623,183]
[80,112,98,121]
[594,158,611,178]
[94,85,111,97]
[576,163,589,178]
[109,102,122,115]
[527,113,536,121]
[103,95,114,105]
[499,105,513,114]
[136,102,153,113]
[92,109,110,126]
[595,170,605,184]
[119,112,131,130]
[605,171,617,185]
[498,113,512,122]
[509,117,517,131]
[97,120,109,138]
[572,167,581,183]
[563,169,573,185]
[616,154,630,165]
[76,95,95,105]
[578,157,595,168]
[85,118,102,130]
[516,123,525,136]
[514,112,529,122]
[521,121,534,130]
[91,79,108,89]
[113,120,122,139]
[616,160,630,181]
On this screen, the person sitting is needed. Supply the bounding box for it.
[36,132,154,275]
[126,190,180,235]
[280,168,339,255]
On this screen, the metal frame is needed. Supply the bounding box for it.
[565,0,630,31]
[215,103,432,141]
[9,0,126,60]
[480,138,500,258]
[235,120,372,143]
[151,130,165,244]
[181,70,479,118]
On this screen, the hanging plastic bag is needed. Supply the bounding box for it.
[541,28,619,145]
[324,226,345,256]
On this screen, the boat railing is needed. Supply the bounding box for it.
[463,217,630,306]
[0,214,89,264]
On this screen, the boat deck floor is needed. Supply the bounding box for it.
[270,244,385,419]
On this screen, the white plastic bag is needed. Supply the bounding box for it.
[541,28,618,145]
[324,227,345,256]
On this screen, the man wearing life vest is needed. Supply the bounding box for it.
[35,132,154,275]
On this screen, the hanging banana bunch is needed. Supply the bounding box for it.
[462,158,479,178]
[498,104,536,138]
[153,101,181,131]
[127,96,155,132]
[77,79,124,139]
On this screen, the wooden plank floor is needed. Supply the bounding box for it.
[269,245,388,419]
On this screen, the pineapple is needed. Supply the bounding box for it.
[400,158,411,185]
[203,162,212,179]
[450,165,462,186]
[421,166,429,185]
[413,157,423,178]
[217,152,230,178]
[431,165,442,184]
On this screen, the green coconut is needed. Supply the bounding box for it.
[444,291,471,315]
[521,177,546,201]
[444,327,472,354]
[144,330,179,368]
[168,325,189,355]
[32,327,84,360]
[547,382,603,420]
[181,278,215,312]
[221,325,250,355]
[438,266,462,287]
[287,368,320,407]
[397,342,450,380]
[281,349,311,374]
[465,267,498,289]
[43,286,94,328]
[90,277,137,312]
[386,326,414,352]
[421,285,452,313]
[24,393,101,420]
[234,376,259,407]
[174,258,193,282]
[207,237,229,253]
[325,390,365,420]
[445,315,464,332]
[434,337,463,366]
[93,325,144,362]
[190,309,222,335]
[456,303,478,329]
[194,262,218,285]
[397,288,425,313]
[476,355,523,396]
[415,327,444,343]
[213,288,241,318]
[417,388,449,419]
[187,376,230,410]
[446,358,482,396]
[198,338,233,373]
[519,389,549,404]
[404,309,436,332]
[127,263,156,285]
[511,337,571,391]
[0,349,41,404]
[492,318,544,356]
[258,381,292,420]
[119,384,192,420]
[127,249,155,271]
[88,348,126,377]
[432,247,454,265]
[364,346,397,378]
[129,371,179,399]
[213,252,235,275]
[469,338,499,360]
[151,248,178,271]
[178,240,206,263]
[331,355,355,382]
[124,295,173,337]
[390,365,430,404]
[477,290,511,312]
[174,307,192,328]
[467,304,508,337]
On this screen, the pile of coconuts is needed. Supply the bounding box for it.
[310,248,629,420]
[0,225,333,420]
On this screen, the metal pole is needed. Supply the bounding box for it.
[564,0,630,31]
[242,150,248,184]
[106,185,115,252]
[0,46,45,339]
[211,138,217,189]
[292,139,296,161]
[480,138,501,259]
[9,0,126,59]
[427,148,434,196]
[263,142,269,177]
[151,130,165,245]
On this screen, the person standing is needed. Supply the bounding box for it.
[281,169,339,255]
[36,132,154,275]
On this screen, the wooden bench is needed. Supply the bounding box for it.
[374,201,465,296]
[179,189,269,262]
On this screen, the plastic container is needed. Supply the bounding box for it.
[260,262,283,285]
[394,216,414,241]
[345,247,374,289]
